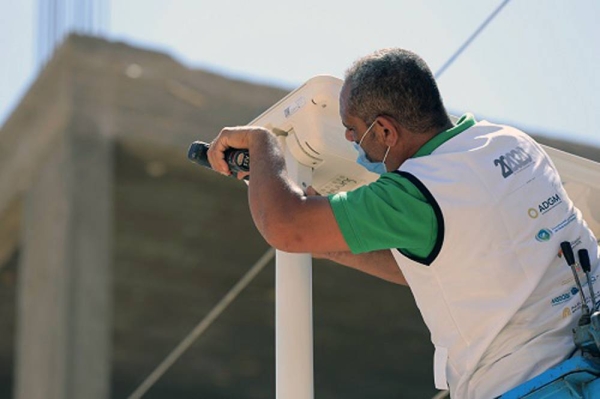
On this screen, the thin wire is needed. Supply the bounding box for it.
[434,0,511,79]
[126,248,276,399]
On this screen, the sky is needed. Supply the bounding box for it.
[1,0,599,147]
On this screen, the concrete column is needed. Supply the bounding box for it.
[14,126,113,399]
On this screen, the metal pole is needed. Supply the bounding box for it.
[276,137,314,399]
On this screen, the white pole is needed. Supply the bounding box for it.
[276,138,314,399]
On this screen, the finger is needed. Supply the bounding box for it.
[207,127,256,176]
[207,130,232,175]
[213,127,252,154]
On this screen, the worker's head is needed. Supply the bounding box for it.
[340,48,451,173]
[341,48,449,134]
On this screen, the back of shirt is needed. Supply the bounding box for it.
[392,121,600,398]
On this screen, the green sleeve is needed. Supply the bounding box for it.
[328,172,437,257]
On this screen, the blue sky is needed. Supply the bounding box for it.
[2,1,599,146]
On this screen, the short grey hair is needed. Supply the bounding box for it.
[344,48,450,133]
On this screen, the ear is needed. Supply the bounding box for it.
[376,116,399,146]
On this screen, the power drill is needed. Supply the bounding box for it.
[187,141,250,179]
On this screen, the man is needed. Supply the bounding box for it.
[206,48,600,398]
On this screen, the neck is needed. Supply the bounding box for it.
[387,129,439,171]
[408,132,437,156]
[415,119,454,149]
[386,118,454,171]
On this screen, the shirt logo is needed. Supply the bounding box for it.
[551,292,571,306]
[553,214,577,234]
[493,146,533,179]
[528,208,539,218]
[552,285,585,307]
[528,194,562,218]
[539,194,562,213]
[535,228,553,242]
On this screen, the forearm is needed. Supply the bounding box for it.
[207,126,350,253]
[315,250,407,285]
[246,131,304,241]
[245,130,349,253]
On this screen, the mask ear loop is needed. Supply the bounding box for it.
[381,146,391,169]
[358,119,377,147]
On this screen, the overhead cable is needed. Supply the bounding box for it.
[435,0,511,79]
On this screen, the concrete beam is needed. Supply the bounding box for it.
[8,35,116,399]
[14,122,113,399]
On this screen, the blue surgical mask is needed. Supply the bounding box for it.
[352,120,391,174]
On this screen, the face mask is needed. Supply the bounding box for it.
[352,120,391,174]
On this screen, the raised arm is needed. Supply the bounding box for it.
[206,127,350,254]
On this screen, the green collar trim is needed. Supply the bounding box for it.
[413,113,476,158]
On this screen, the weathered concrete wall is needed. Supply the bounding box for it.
[4,35,116,399]
[14,125,113,399]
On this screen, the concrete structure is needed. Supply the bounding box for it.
[15,104,113,399]
[4,34,114,399]
[0,34,287,398]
